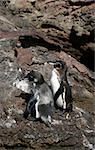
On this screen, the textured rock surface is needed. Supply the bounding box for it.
[0,0,95,149]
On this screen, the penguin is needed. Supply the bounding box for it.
[48,60,73,112]
[25,70,54,125]
[14,70,54,126]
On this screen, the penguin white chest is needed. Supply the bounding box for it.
[50,69,60,94]
[50,69,65,108]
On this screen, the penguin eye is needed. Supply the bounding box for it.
[54,63,61,68]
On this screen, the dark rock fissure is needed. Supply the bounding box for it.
[69,27,94,48]
[69,27,94,71]
[41,23,63,31]
[69,0,94,6]
[4,144,28,149]
[19,35,61,50]
[19,34,94,71]
[80,48,94,71]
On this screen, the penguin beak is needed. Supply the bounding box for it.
[48,62,54,65]
[47,61,55,66]
[48,62,59,69]
[44,61,55,66]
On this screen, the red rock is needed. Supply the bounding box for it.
[15,47,33,66]
[57,51,94,77]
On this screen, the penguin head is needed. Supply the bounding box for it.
[53,60,66,70]
[48,60,66,70]
[25,70,44,85]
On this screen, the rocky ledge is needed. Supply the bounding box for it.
[0,0,95,149]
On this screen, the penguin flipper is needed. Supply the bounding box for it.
[54,81,64,103]
[23,108,30,119]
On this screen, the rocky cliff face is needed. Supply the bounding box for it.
[0,0,95,149]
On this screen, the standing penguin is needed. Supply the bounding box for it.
[48,60,73,112]
[25,70,54,125]
[14,70,54,126]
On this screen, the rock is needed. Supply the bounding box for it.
[0,105,94,149]
[14,47,33,66]
[0,117,16,128]
[0,0,95,149]
[0,15,17,31]
[69,0,94,3]
[0,103,6,118]
[82,88,93,99]
[5,119,16,128]
[9,0,32,9]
